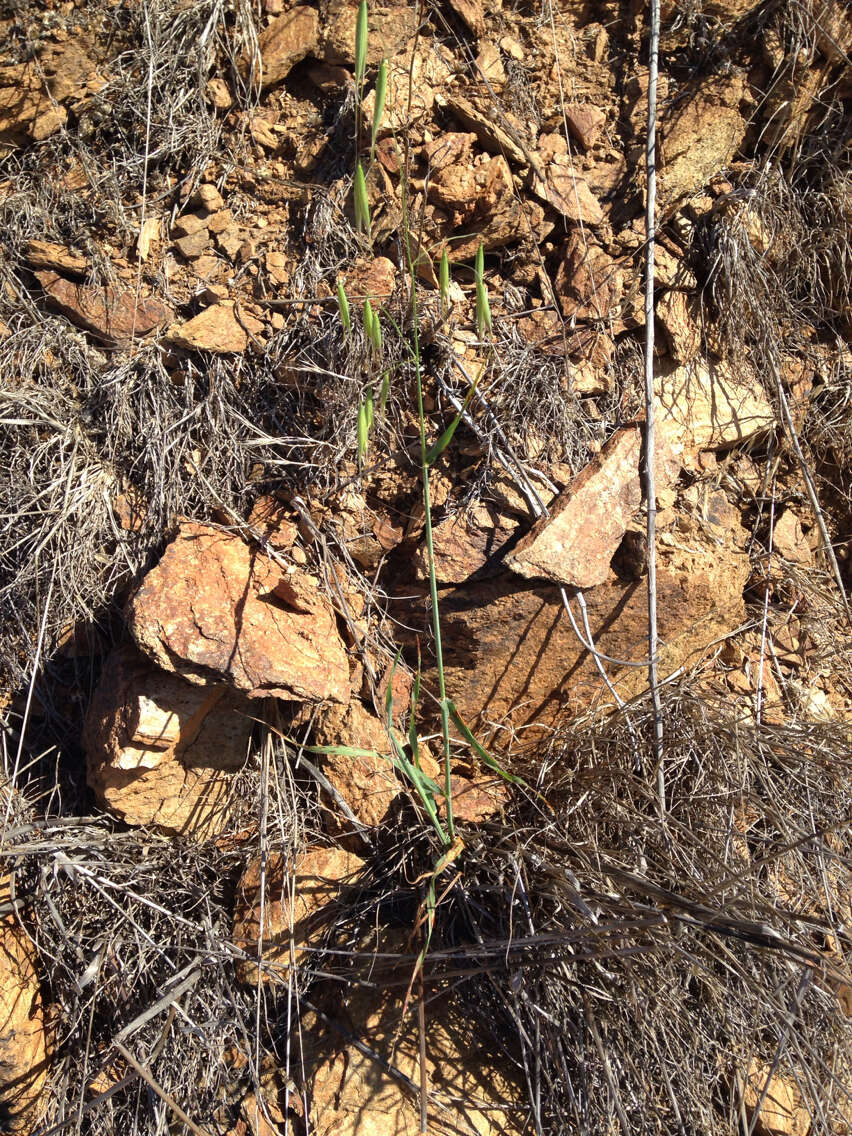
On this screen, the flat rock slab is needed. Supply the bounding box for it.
[506,426,642,589]
[127,523,350,702]
[410,506,749,740]
[36,270,172,345]
[655,358,775,470]
[257,6,319,88]
[233,847,365,985]
[84,645,252,835]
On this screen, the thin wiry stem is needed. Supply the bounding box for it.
[644,0,665,818]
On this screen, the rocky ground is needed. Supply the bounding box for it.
[1,0,852,1133]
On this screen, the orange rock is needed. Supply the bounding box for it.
[0,918,48,1132]
[232,847,365,985]
[84,646,253,835]
[35,271,172,345]
[506,426,642,589]
[255,7,319,88]
[742,1060,811,1136]
[553,232,622,320]
[127,523,350,702]
[167,301,262,352]
[313,701,400,831]
[420,505,749,738]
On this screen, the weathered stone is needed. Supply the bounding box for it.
[344,256,397,301]
[531,162,603,225]
[475,42,506,86]
[233,847,365,985]
[660,75,749,203]
[564,102,606,151]
[84,646,252,836]
[0,919,48,1132]
[321,0,418,66]
[206,77,233,110]
[362,45,449,134]
[442,774,508,823]
[167,301,259,353]
[304,951,525,1136]
[772,509,812,565]
[35,271,172,345]
[554,232,623,321]
[655,358,775,470]
[255,7,320,88]
[191,183,225,212]
[0,63,66,143]
[173,230,211,260]
[0,39,103,146]
[127,523,350,702]
[742,1060,811,1136]
[313,701,399,831]
[421,505,749,737]
[506,427,642,589]
[171,212,209,238]
[25,239,87,274]
[657,288,701,364]
[448,0,485,36]
[414,503,519,584]
[439,92,527,167]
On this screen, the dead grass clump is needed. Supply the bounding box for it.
[5,821,261,1136]
[418,686,852,1134]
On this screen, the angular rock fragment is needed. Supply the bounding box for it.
[655,358,775,470]
[321,0,418,66]
[564,102,606,151]
[554,232,623,321]
[657,288,701,364]
[660,75,748,203]
[167,301,262,353]
[0,919,48,1133]
[304,950,525,1135]
[232,847,365,985]
[313,700,399,831]
[414,504,519,584]
[84,646,253,835]
[25,239,87,275]
[771,509,812,565]
[253,7,319,88]
[127,523,350,703]
[35,271,172,345]
[448,0,485,36]
[742,1060,810,1136]
[422,501,749,738]
[506,427,642,589]
[532,162,603,225]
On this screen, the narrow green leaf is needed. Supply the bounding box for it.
[336,279,351,333]
[475,279,492,337]
[474,241,484,284]
[357,398,369,463]
[378,368,391,414]
[425,374,480,466]
[354,0,368,92]
[365,384,374,431]
[370,58,388,160]
[447,700,529,788]
[353,161,371,235]
[363,298,374,343]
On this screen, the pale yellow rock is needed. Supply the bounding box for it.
[742,1060,811,1136]
[0,919,48,1132]
[506,426,642,589]
[232,847,365,985]
[655,358,775,471]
